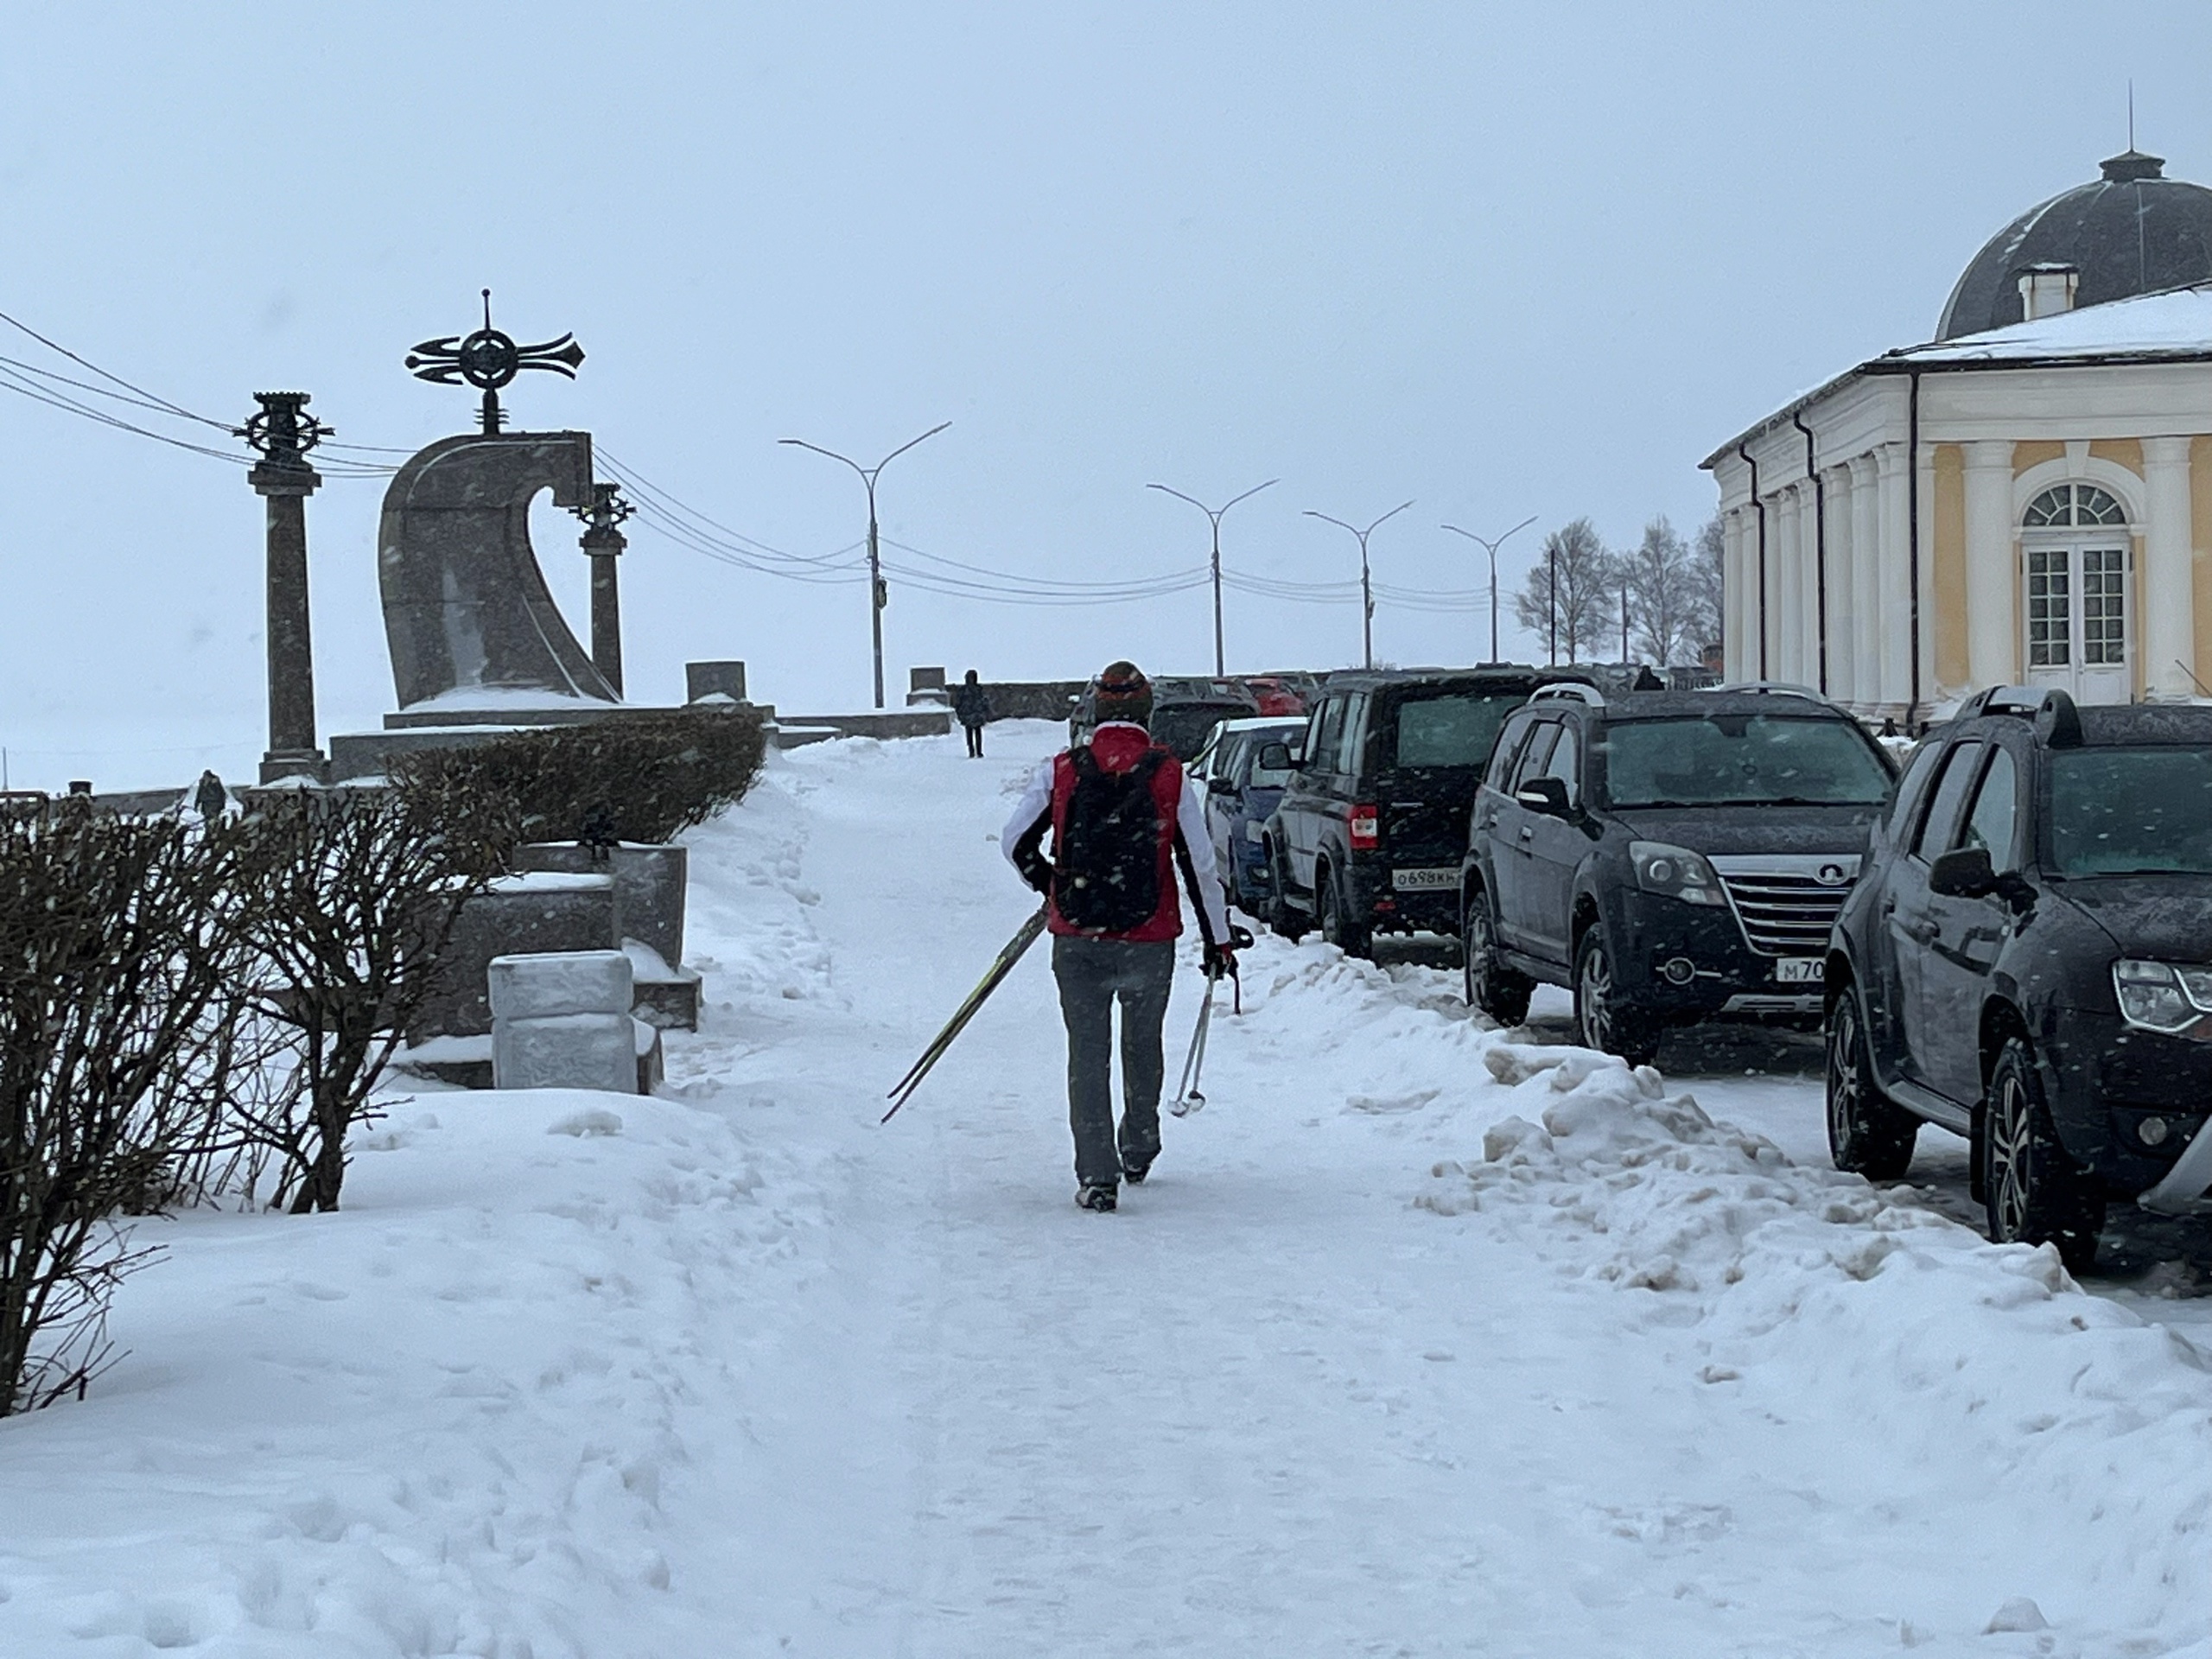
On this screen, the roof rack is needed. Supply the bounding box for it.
[1529,682,1606,707]
[1703,680,1827,702]
[1956,683,2083,747]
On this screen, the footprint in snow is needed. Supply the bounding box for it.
[1346,1087,1441,1115]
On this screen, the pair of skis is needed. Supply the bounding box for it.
[884,907,1230,1122]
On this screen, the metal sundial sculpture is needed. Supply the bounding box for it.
[405,289,585,435]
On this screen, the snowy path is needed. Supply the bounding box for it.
[1,721,2208,1656]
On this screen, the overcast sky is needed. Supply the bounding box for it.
[3,2,2209,790]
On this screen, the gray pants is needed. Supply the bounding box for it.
[1051,936,1175,1187]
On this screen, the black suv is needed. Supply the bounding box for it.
[1825,686,2212,1269]
[1462,684,1897,1063]
[1257,668,1560,955]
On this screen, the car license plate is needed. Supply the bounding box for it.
[1391,867,1458,892]
[1775,957,1823,985]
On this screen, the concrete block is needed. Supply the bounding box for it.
[411,873,618,1043]
[686,660,747,703]
[517,842,689,969]
[633,1017,664,1094]
[488,950,632,1021]
[622,938,702,1031]
[493,1011,636,1094]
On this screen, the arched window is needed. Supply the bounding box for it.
[2022,483,2127,528]
[2019,482,2130,702]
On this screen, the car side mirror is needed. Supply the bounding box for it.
[1515,778,1570,817]
[1928,845,1996,898]
[1256,741,1295,772]
[1208,775,1236,796]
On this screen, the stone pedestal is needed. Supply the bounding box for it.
[409,873,619,1046]
[686,661,747,703]
[517,842,699,1029]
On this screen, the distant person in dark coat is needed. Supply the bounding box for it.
[954,669,992,758]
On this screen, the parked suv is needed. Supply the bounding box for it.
[1825,686,2212,1269]
[1461,683,1897,1063]
[1258,667,1563,954]
[1196,715,1306,914]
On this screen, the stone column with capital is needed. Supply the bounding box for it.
[1848,455,1881,715]
[1721,508,1746,680]
[575,483,632,698]
[1962,439,2017,692]
[1776,485,1802,683]
[245,391,327,783]
[2141,435,2196,701]
[1875,444,1913,721]
[1823,463,1855,707]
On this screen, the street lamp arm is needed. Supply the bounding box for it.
[1147,482,1214,517]
[1302,509,1362,538]
[1365,499,1415,537]
[778,437,870,484]
[1219,477,1279,514]
[874,420,952,474]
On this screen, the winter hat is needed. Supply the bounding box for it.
[1092,661,1154,728]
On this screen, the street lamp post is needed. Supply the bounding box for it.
[1145,479,1277,677]
[1440,515,1536,664]
[1304,502,1414,671]
[779,422,950,709]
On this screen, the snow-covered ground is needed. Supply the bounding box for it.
[2,719,2208,1657]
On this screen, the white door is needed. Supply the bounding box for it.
[2023,541,2131,704]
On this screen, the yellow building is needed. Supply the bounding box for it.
[1705,149,2212,721]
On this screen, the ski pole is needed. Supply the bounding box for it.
[884,906,1048,1122]
[1169,966,1218,1117]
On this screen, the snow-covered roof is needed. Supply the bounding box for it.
[1890,282,2212,365]
[1703,283,2212,468]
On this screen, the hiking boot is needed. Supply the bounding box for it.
[1122,1152,1155,1185]
[1076,1182,1119,1212]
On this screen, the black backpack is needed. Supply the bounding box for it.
[1054,747,1169,933]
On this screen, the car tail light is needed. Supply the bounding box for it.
[1350,804,1379,850]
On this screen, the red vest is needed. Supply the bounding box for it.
[1046,724,1187,942]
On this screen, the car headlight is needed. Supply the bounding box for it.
[1630,841,1726,907]
[2112,960,2212,1033]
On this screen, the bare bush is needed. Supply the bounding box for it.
[391,706,767,852]
[225,791,509,1214]
[0,808,261,1415]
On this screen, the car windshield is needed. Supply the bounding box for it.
[1602,714,1892,807]
[1392,693,1517,769]
[1154,705,1246,761]
[2048,747,2212,877]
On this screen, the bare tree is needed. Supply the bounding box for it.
[0,809,261,1414]
[227,791,509,1215]
[1688,514,1726,664]
[1621,516,1697,666]
[1515,518,1616,663]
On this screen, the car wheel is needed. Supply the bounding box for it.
[1462,886,1531,1026]
[1319,865,1372,958]
[1267,844,1310,942]
[1573,925,1660,1067]
[1983,1036,2104,1273]
[1824,983,1916,1179]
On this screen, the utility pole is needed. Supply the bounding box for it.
[780,422,950,709]
[1440,515,1536,664]
[238,391,328,783]
[1147,479,1277,677]
[1304,502,1414,671]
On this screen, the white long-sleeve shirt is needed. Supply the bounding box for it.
[1001,724,1234,944]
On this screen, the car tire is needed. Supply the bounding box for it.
[1267,844,1311,942]
[1824,982,1917,1179]
[1983,1036,2104,1273]
[1319,864,1372,959]
[1462,885,1531,1026]
[1573,924,1660,1067]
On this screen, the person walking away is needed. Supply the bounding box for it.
[1002,661,1236,1211]
[954,669,992,758]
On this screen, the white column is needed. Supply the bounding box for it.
[1916,445,1939,719]
[2142,435,2196,701]
[1776,484,1802,683]
[1824,464,1855,707]
[1722,509,1745,680]
[1962,439,2017,691]
[1849,456,1881,715]
[1876,443,1912,720]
